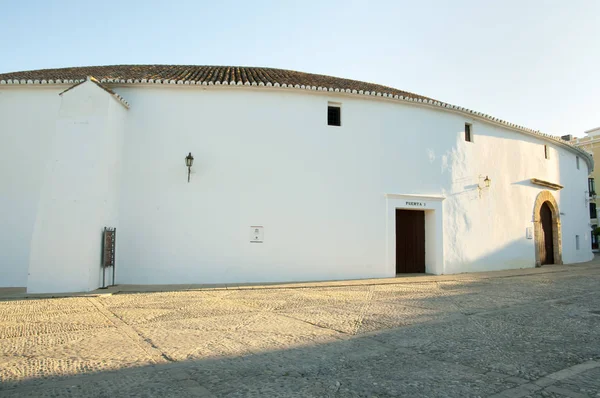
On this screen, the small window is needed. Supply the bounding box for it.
[576,235,580,250]
[576,156,580,170]
[327,104,341,126]
[544,145,550,159]
[465,123,473,142]
[589,178,596,197]
[590,203,597,219]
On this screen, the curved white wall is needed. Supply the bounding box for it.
[0,84,593,291]
[113,86,592,285]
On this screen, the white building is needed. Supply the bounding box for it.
[0,65,593,293]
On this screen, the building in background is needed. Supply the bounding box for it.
[0,65,594,293]
[571,127,600,251]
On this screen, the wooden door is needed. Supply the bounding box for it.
[540,202,554,265]
[395,210,426,273]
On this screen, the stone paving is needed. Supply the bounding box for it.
[1,261,600,397]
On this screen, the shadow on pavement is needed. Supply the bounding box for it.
[1,262,599,397]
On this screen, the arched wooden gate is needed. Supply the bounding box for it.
[533,191,562,267]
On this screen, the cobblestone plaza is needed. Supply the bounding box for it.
[1,261,599,397]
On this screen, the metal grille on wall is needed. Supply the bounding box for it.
[101,227,116,288]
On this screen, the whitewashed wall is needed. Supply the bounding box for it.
[0,84,593,292]
[441,121,592,273]
[0,87,61,287]
[26,81,126,293]
[559,149,593,264]
[113,86,592,285]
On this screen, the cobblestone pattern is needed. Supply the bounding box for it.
[1,262,599,397]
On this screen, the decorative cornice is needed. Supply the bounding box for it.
[530,179,564,190]
[0,76,591,169]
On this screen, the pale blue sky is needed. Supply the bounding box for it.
[1,0,598,136]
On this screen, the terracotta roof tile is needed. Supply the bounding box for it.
[0,64,431,101]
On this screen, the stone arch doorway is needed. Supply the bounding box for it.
[533,191,562,266]
[540,202,554,264]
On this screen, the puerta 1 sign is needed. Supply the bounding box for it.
[405,201,426,207]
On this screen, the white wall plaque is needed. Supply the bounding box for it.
[526,227,533,239]
[250,226,264,243]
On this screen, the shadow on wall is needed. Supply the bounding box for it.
[558,143,593,263]
[511,179,537,188]
[446,183,479,197]
[444,236,535,274]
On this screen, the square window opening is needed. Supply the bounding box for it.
[328,104,341,126]
[465,123,473,142]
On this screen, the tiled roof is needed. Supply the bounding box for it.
[0,64,593,169]
[0,65,432,101]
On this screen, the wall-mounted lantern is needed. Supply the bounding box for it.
[483,175,491,188]
[478,175,491,197]
[185,152,194,183]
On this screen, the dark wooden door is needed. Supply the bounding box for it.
[540,202,554,265]
[395,210,425,273]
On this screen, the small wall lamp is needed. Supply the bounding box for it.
[185,152,194,183]
[483,175,491,188]
[478,175,491,197]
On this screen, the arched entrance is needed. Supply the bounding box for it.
[533,191,562,267]
[540,202,554,264]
